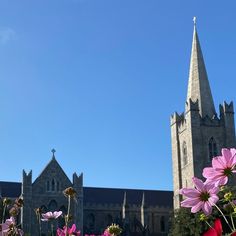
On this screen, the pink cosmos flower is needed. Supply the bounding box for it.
[203,148,236,186]
[0,217,23,236]
[180,177,219,215]
[41,211,62,221]
[57,224,81,236]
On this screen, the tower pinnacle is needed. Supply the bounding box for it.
[186,19,216,118]
[193,16,197,26]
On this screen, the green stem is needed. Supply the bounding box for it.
[230,213,236,231]
[2,205,6,224]
[51,222,54,236]
[205,221,213,229]
[214,203,233,232]
[38,215,42,236]
[65,196,71,236]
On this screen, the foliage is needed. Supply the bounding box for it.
[168,207,212,236]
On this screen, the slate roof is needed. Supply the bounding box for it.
[84,187,173,208]
[0,181,21,198]
[0,181,173,208]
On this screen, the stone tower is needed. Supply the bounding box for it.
[171,19,236,209]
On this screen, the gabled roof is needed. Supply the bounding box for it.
[0,181,21,198]
[84,187,173,208]
[33,156,72,185]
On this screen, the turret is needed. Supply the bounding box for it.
[21,170,32,235]
[220,101,236,147]
[73,172,83,235]
[122,192,129,222]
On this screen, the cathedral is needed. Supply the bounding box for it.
[1,19,236,236]
[0,150,172,236]
[171,19,236,209]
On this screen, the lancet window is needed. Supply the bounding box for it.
[182,142,188,166]
[209,137,217,160]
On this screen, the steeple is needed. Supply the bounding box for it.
[186,17,216,118]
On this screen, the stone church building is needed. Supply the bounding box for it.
[171,19,236,209]
[0,151,173,236]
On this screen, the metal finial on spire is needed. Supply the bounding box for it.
[193,16,197,26]
[51,148,56,158]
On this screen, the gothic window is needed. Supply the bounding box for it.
[209,137,217,160]
[46,181,50,192]
[160,216,165,232]
[182,142,188,166]
[51,179,55,191]
[86,213,95,230]
[57,181,60,192]
[48,200,57,211]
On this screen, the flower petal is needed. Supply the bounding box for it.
[180,188,200,198]
[53,211,62,219]
[181,198,201,207]
[214,219,222,235]
[202,201,212,215]
[208,195,219,205]
[203,227,218,236]
[192,177,204,191]
[191,201,203,213]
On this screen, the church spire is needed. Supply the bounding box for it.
[186,17,216,118]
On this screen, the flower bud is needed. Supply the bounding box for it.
[106,223,122,236]
[9,206,19,217]
[15,198,24,207]
[35,207,42,215]
[3,198,11,206]
[224,192,233,202]
[199,213,208,222]
[63,187,76,198]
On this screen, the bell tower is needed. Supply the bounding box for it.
[171,18,236,209]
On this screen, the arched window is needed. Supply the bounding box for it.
[46,181,50,192]
[160,216,165,232]
[182,142,188,166]
[209,137,217,160]
[48,200,57,211]
[51,179,55,191]
[57,181,60,192]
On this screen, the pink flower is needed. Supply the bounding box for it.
[180,177,219,215]
[0,217,23,236]
[57,224,81,236]
[103,230,111,236]
[41,211,62,221]
[203,148,236,186]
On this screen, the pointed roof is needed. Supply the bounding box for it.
[33,150,71,185]
[186,18,216,118]
[141,191,145,207]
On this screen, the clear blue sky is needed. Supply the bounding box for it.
[0,0,235,191]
